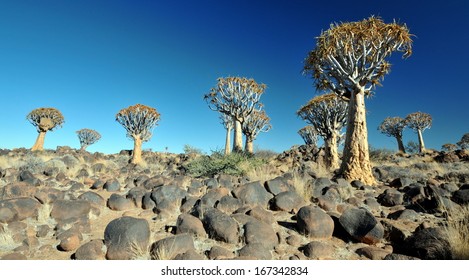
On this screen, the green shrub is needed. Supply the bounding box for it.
[184,150,266,178]
[183,144,204,155]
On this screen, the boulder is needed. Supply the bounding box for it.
[18,170,41,186]
[339,208,384,245]
[150,234,194,260]
[104,216,150,260]
[312,178,333,198]
[176,213,207,237]
[243,221,278,249]
[2,182,37,199]
[78,191,105,206]
[103,179,121,192]
[237,243,272,260]
[208,245,235,260]
[296,205,334,239]
[272,191,305,212]
[126,187,146,208]
[378,188,404,207]
[265,177,294,195]
[203,208,239,244]
[452,189,469,205]
[0,207,18,223]
[74,240,106,260]
[302,241,335,259]
[0,198,41,221]
[216,195,243,214]
[150,185,186,212]
[247,206,276,225]
[405,227,452,260]
[57,229,82,252]
[107,194,134,211]
[232,181,273,208]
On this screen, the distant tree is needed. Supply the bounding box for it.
[457,133,469,150]
[76,128,101,151]
[204,77,266,153]
[405,112,432,153]
[26,107,65,151]
[241,109,271,154]
[183,144,203,155]
[297,93,348,170]
[220,113,234,155]
[298,125,318,146]
[378,117,407,154]
[115,104,160,164]
[303,16,412,184]
[441,143,458,152]
[405,141,419,154]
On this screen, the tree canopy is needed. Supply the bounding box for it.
[27,107,64,132]
[116,104,160,142]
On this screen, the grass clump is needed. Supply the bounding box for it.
[443,204,469,259]
[184,150,266,178]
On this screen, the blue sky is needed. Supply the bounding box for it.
[0,0,467,154]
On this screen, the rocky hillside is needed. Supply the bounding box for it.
[0,146,468,260]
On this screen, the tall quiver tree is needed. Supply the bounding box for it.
[241,108,272,154]
[303,16,412,184]
[116,104,160,164]
[298,125,319,146]
[297,93,347,170]
[220,113,234,155]
[27,108,64,151]
[378,117,407,154]
[76,128,101,151]
[405,112,432,153]
[204,77,266,153]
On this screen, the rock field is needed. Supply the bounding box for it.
[0,146,468,260]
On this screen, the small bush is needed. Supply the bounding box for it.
[369,146,394,163]
[184,150,266,178]
[183,145,204,156]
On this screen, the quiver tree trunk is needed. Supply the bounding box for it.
[245,137,254,155]
[80,145,88,152]
[132,136,143,164]
[396,135,406,154]
[224,126,232,155]
[31,131,46,151]
[233,120,243,153]
[417,129,426,153]
[324,132,340,170]
[339,88,375,185]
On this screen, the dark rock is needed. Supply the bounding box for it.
[107,194,134,211]
[36,225,50,238]
[150,185,186,212]
[312,178,333,198]
[378,188,404,207]
[440,183,459,194]
[247,206,276,225]
[176,213,207,237]
[208,245,235,260]
[405,227,452,260]
[57,229,82,252]
[265,177,294,195]
[197,188,230,215]
[0,207,18,223]
[339,207,384,245]
[356,246,390,260]
[151,234,194,260]
[390,177,413,188]
[142,192,156,210]
[143,176,165,190]
[174,249,205,260]
[232,181,273,208]
[203,208,239,244]
[104,179,121,192]
[216,195,243,214]
[180,197,198,213]
[237,243,272,260]
[286,234,303,247]
[126,187,146,208]
[18,170,40,186]
[388,209,420,221]
[34,188,65,204]
[272,191,305,212]
[2,182,37,199]
[104,216,150,260]
[0,253,27,260]
[243,221,278,249]
[74,240,106,260]
[351,180,364,189]
[218,174,234,190]
[78,191,105,206]
[302,241,335,259]
[384,253,420,260]
[51,200,91,221]
[90,179,106,190]
[297,205,334,239]
[364,198,381,214]
[0,198,41,221]
[452,189,469,205]
[205,178,219,189]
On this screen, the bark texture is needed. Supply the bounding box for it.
[132,137,143,164]
[233,120,243,153]
[324,133,340,170]
[31,131,46,151]
[396,135,406,154]
[417,129,426,153]
[339,88,375,185]
[245,138,254,154]
[224,126,232,155]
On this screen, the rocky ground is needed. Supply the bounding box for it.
[0,145,468,260]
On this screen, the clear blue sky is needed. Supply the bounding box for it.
[0,0,467,154]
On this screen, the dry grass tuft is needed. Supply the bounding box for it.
[290,173,312,202]
[443,204,469,260]
[129,241,151,260]
[246,163,281,182]
[0,226,21,252]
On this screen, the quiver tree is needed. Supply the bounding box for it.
[116,104,160,164]
[241,109,272,154]
[405,112,432,153]
[26,107,64,151]
[457,133,469,150]
[441,143,457,152]
[298,125,319,146]
[378,117,407,154]
[204,77,266,153]
[297,93,348,170]
[303,16,412,184]
[76,128,101,151]
[220,113,234,155]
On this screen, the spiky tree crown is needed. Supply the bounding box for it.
[116,104,160,142]
[204,76,266,121]
[405,112,432,131]
[27,107,64,132]
[76,128,101,147]
[378,117,407,137]
[297,93,347,138]
[242,109,271,139]
[303,16,413,97]
[298,125,318,146]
